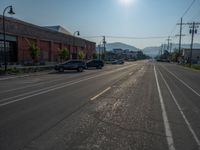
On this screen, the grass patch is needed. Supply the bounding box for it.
[180,64,200,70]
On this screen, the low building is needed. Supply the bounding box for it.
[113,48,123,55]
[182,49,200,64]
[0,16,96,64]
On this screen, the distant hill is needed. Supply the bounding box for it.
[142,43,200,58]
[96,42,200,58]
[142,47,160,58]
[105,42,138,51]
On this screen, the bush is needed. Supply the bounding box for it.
[78,51,86,60]
[92,53,97,59]
[58,48,69,62]
[29,43,40,64]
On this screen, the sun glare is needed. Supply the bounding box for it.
[119,0,134,6]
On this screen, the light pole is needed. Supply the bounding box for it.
[98,41,102,60]
[3,5,15,72]
[73,31,80,59]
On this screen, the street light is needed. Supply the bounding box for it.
[3,5,15,72]
[72,31,80,59]
[73,31,80,36]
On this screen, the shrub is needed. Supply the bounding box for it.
[78,51,86,60]
[29,43,40,64]
[58,48,69,62]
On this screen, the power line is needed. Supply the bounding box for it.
[83,35,175,40]
[169,0,197,38]
[182,0,196,18]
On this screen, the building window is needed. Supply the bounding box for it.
[0,40,17,63]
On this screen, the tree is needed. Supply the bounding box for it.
[78,51,86,60]
[58,48,69,62]
[171,49,179,62]
[160,50,170,59]
[29,43,40,64]
[92,53,97,59]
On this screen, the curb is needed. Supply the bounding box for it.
[0,71,54,81]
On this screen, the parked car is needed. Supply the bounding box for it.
[112,60,124,64]
[86,59,104,69]
[55,60,86,72]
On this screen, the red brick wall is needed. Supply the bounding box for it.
[53,42,61,61]
[17,37,36,62]
[0,16,96,63]
[17,36,95,62]
[39,40,50,61]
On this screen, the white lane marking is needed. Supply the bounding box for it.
[0,64,137,107]
[0,71,94,94]
[0,79,79,103]
[0,76,104,107]
[158,69,200,148]
[161,65,200,97]
[154,66,176,150]
[0,63,136,94]
[90,87,111,101]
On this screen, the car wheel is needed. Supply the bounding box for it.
[77,67,83,72]
[59,67,64,72]
[96,65,102,69]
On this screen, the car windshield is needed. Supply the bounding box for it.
[1,1,200,150]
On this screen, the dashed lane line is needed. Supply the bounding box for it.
[0,64,137,107]
[90,87,111,101]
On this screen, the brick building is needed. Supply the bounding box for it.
[0,16,96,64]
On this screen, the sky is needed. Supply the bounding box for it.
[1,0,200,49]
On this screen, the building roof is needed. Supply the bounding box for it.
[44,25,72,35]
[0,15,96,45]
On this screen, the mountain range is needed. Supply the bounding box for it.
[100,42,200,57]
[105,42,138,51]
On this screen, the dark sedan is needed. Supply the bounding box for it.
[86,60,104,69]
[55,60,86,72]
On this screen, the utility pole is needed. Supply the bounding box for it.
[166,37,172,61]
[166,36,172,52]
[98,44,101,60]
[176,18,187,62]
[188,22,199,67]
[170,43,172,60]
[177,18,184,55]
[103,36,106,60]
[98,41,102,60]
[163,44,166,51]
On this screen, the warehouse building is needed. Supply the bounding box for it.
[182,48,200,64]
[0,16,96,64]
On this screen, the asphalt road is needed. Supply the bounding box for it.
[0,61,200,150]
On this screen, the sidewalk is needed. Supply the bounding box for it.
[0,65,55,81]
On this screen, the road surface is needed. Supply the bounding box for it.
[0,61,200,150]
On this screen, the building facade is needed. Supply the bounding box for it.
[182,49,200,64]
[0,16,96,64]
